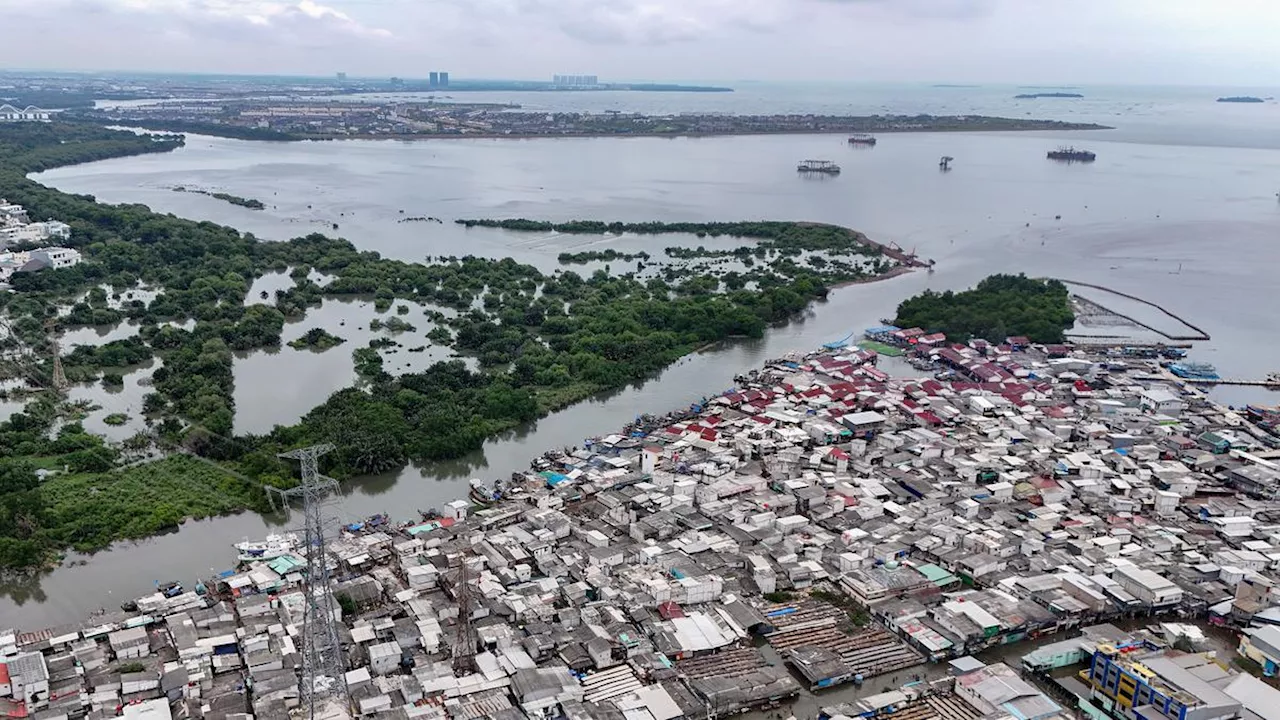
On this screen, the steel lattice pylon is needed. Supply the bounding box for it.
[271,444,351,720]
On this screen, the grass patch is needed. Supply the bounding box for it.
[37,456,264,554]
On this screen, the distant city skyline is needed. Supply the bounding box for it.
[1,0,1278,86]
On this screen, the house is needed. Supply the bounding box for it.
[840,411,886,438]
[1239,625,1280,676]
[1113,565,1183,607]
[955,661,1063,720]
[3,652,48,706]
[1140,388,1185,417]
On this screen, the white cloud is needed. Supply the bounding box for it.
[4,0,392,48]
[436,0,786,46]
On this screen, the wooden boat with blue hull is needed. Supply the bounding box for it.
[1169,362,1220,381]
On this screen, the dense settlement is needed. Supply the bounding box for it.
[6,327,1280,720]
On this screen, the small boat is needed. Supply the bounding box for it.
[1169,362,1220,381]
[847,134,877,146]
[470,478,495,505]
[797,159,841,174]
[234,533,300,562]
[157,580,183,598]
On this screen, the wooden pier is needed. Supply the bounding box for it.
[1181,377,1280,388]
[1137,374,1280,389]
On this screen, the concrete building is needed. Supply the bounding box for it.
[1114,565,1184,608]
[1087,649,1241,720]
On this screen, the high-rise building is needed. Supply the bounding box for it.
[428,72,439,88]
[336,72,347,83]
[439,72,449,88]
[553,74,599,87]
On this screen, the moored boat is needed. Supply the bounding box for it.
[470,478,495,505]
[797,159,841,174]
[1047,146,1096,162]
[1169,362,1220,380]
[234,532,300,562]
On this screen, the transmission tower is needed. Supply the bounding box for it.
[45,319,67,391]
[270,444,351,720]
[450,554,477,676]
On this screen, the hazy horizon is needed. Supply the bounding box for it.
[2,69,1279,93]
[1,0,1278,87]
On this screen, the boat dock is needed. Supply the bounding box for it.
[1181,377,1280,388]
[1137,370,1280,388]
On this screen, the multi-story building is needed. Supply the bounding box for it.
[1086,648,1240,720]
[552,74,599,87]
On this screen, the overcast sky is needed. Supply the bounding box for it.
[1,0,1278,85]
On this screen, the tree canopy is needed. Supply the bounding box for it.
[892,274,1075,343]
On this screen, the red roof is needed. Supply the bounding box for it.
[700,428,719,442]
[828,447,851,460]
[0,663,8,684]
[657,601,685,620]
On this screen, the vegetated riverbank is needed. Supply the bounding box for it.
[171,186,265,210]
[892,274,1075,343]
[89,113,1111,143]
[0,121,917,569]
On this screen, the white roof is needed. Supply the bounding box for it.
[667,613,735,652]
[122,699,172,720]
[845,411,887,425]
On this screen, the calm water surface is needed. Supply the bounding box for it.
[6,86,1280,627]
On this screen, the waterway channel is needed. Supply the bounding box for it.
[3,126,1279,627]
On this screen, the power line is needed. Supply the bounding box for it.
[271,444,351,720]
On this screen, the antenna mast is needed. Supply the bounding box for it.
[271,444,351,720]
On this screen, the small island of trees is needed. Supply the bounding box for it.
[892,274,1075,343]
[173,186,266,210]
[288,328,347,351]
